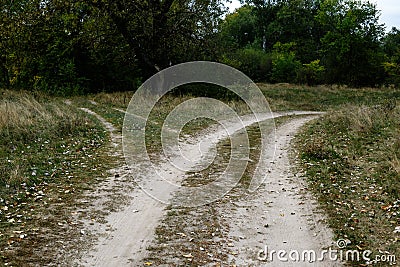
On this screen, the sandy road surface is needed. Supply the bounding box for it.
[76,110,337,266]
[223,117,340,266]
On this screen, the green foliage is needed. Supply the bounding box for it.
[271,42,302,83]
[297,60,325,85]
[0,0,225,95]
[222,48,272,82]
[241,0,393,87]
[271,0,323,62]
[383,62,400,86]
[316,0,385,86]
[383,27,400,59]
[0,0,399,93]
[383,28,400,86]
[219,5,258,49]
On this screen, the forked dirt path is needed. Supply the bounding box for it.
[76,110,338,266]
[223,117,340,266]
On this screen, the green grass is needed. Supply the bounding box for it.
[295,102,400,265]
[0,90,109,188]
[1,84,399,265]
[260,84,400,111]
[0,90,116,266]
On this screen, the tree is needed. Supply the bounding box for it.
[0,0,94,94]
[243,0,323,56]
[0,0,226,94]
[243,0,282,51]
[382,28,400,85]
[271,0,324,63]
[316,0,385,86]
[219,5,258,49]
[383,27,400,61]
[91,0,225,79]
[270,41,302,83]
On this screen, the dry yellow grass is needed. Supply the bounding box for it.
[0,96,48,130]
[91,91,134,107]
[391,154,400,174]
[0,90,102,186]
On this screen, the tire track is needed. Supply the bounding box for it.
[74,109,334,266]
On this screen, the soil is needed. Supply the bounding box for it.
[73,110,339,266]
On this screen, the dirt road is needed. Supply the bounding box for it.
[221,117,339,266]
[77,110,338,266]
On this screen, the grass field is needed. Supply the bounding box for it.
[78,84,399,265]
[295,102,399,265]
[0,84,398,265]
[260,83,400,111]
[0,90,116,265]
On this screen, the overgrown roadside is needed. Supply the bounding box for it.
[0,90,117,266]
[295,102,400,265]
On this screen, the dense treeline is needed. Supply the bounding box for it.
[0,0,224,95]
[221,0,400,87]
[0,0,399,95]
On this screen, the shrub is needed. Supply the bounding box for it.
[221,48,272,82]
[296,59,325,85]
[383,61,400,87]
[271,42,302,83]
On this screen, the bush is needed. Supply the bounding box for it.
[221,48,272,82]
[271,42,302,83]
[383,61,400,87]
[271,53,301,83]
[296,59,325,85]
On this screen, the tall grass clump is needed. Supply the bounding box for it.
[91,91,134,108]
[0,90,104,188]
